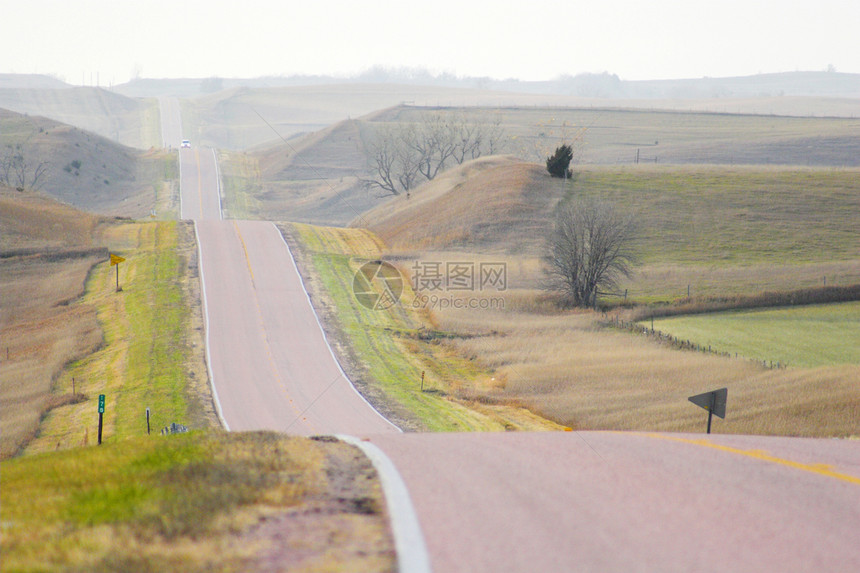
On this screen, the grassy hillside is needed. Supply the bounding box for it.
[178,84,543,151]
[358,158,860,300]
[0,186,107,458]
[360,156,565,253]
[22,219,217,456]
[0,109,175,217]
[0,85,160,149]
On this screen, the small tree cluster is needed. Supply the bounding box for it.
[363,110,505,196]
[546,144,573,178]
[544,198,637,308]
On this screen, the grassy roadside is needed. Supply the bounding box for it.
[3,218,397,572]
[25,220,216,454]
[217,150,262,220]
[284,222,564,432]
[1,431,395,573]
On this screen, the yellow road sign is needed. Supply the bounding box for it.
[109,254,126,266]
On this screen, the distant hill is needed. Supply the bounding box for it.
[226,118,378,225]
[0,109,164,217]
[0,86,159,149]
[113,70,860,99]
[0,74,70,90]
[178,83,525,150]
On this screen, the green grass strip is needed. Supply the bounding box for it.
[293,225,502,431]
[648,301,860,368]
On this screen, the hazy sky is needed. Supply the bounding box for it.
[3,0,858,85]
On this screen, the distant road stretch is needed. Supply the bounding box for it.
[158,97,182,149]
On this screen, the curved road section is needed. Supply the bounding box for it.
[164,99,860,572]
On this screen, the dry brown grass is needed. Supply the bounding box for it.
[432,303,859,437]
[0,186,109,458]
[359,156,563,253]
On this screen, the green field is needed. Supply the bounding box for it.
[648,301,860,368]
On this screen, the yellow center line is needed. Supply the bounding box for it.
[195,149,204,219]
[637,433,860,486]
[232,221,316,433]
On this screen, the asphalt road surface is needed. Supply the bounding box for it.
[368,431,860,573]
[195,218,398,435]
[166,97,397,436]
[170,105,860,571]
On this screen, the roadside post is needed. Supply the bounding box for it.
[146,408,151,435]
[110,253,126,292]
[97,394,105,445]
[688,387,727,434]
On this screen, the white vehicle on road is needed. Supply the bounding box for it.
[180,139,191,148]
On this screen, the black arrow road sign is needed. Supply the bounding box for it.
[688,387,727,434]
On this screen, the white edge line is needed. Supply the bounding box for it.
[336,434,431,573]
[178,147,184,220]
[211,147,224,221]
[272,222,402,433]
[194,221,230,431]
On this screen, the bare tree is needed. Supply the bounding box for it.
[362,124,421,196]
[411,113,456,180]
[0,141,50,191]
[544,199,637,308]
[362,110,507,196]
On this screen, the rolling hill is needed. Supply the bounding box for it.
[0,83,159,149]
[0,109,169,217]
[357,155,565,254]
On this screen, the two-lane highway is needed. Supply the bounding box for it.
[195,218,399,434]
[162,98,397,436]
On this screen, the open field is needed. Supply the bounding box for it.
[374,105,860,167]
[23,220,217,455]
[284,223,563,432]
[433,304,860,437]
[1,431,395,573]
[647,302,860,368]
[345,146,859,437]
